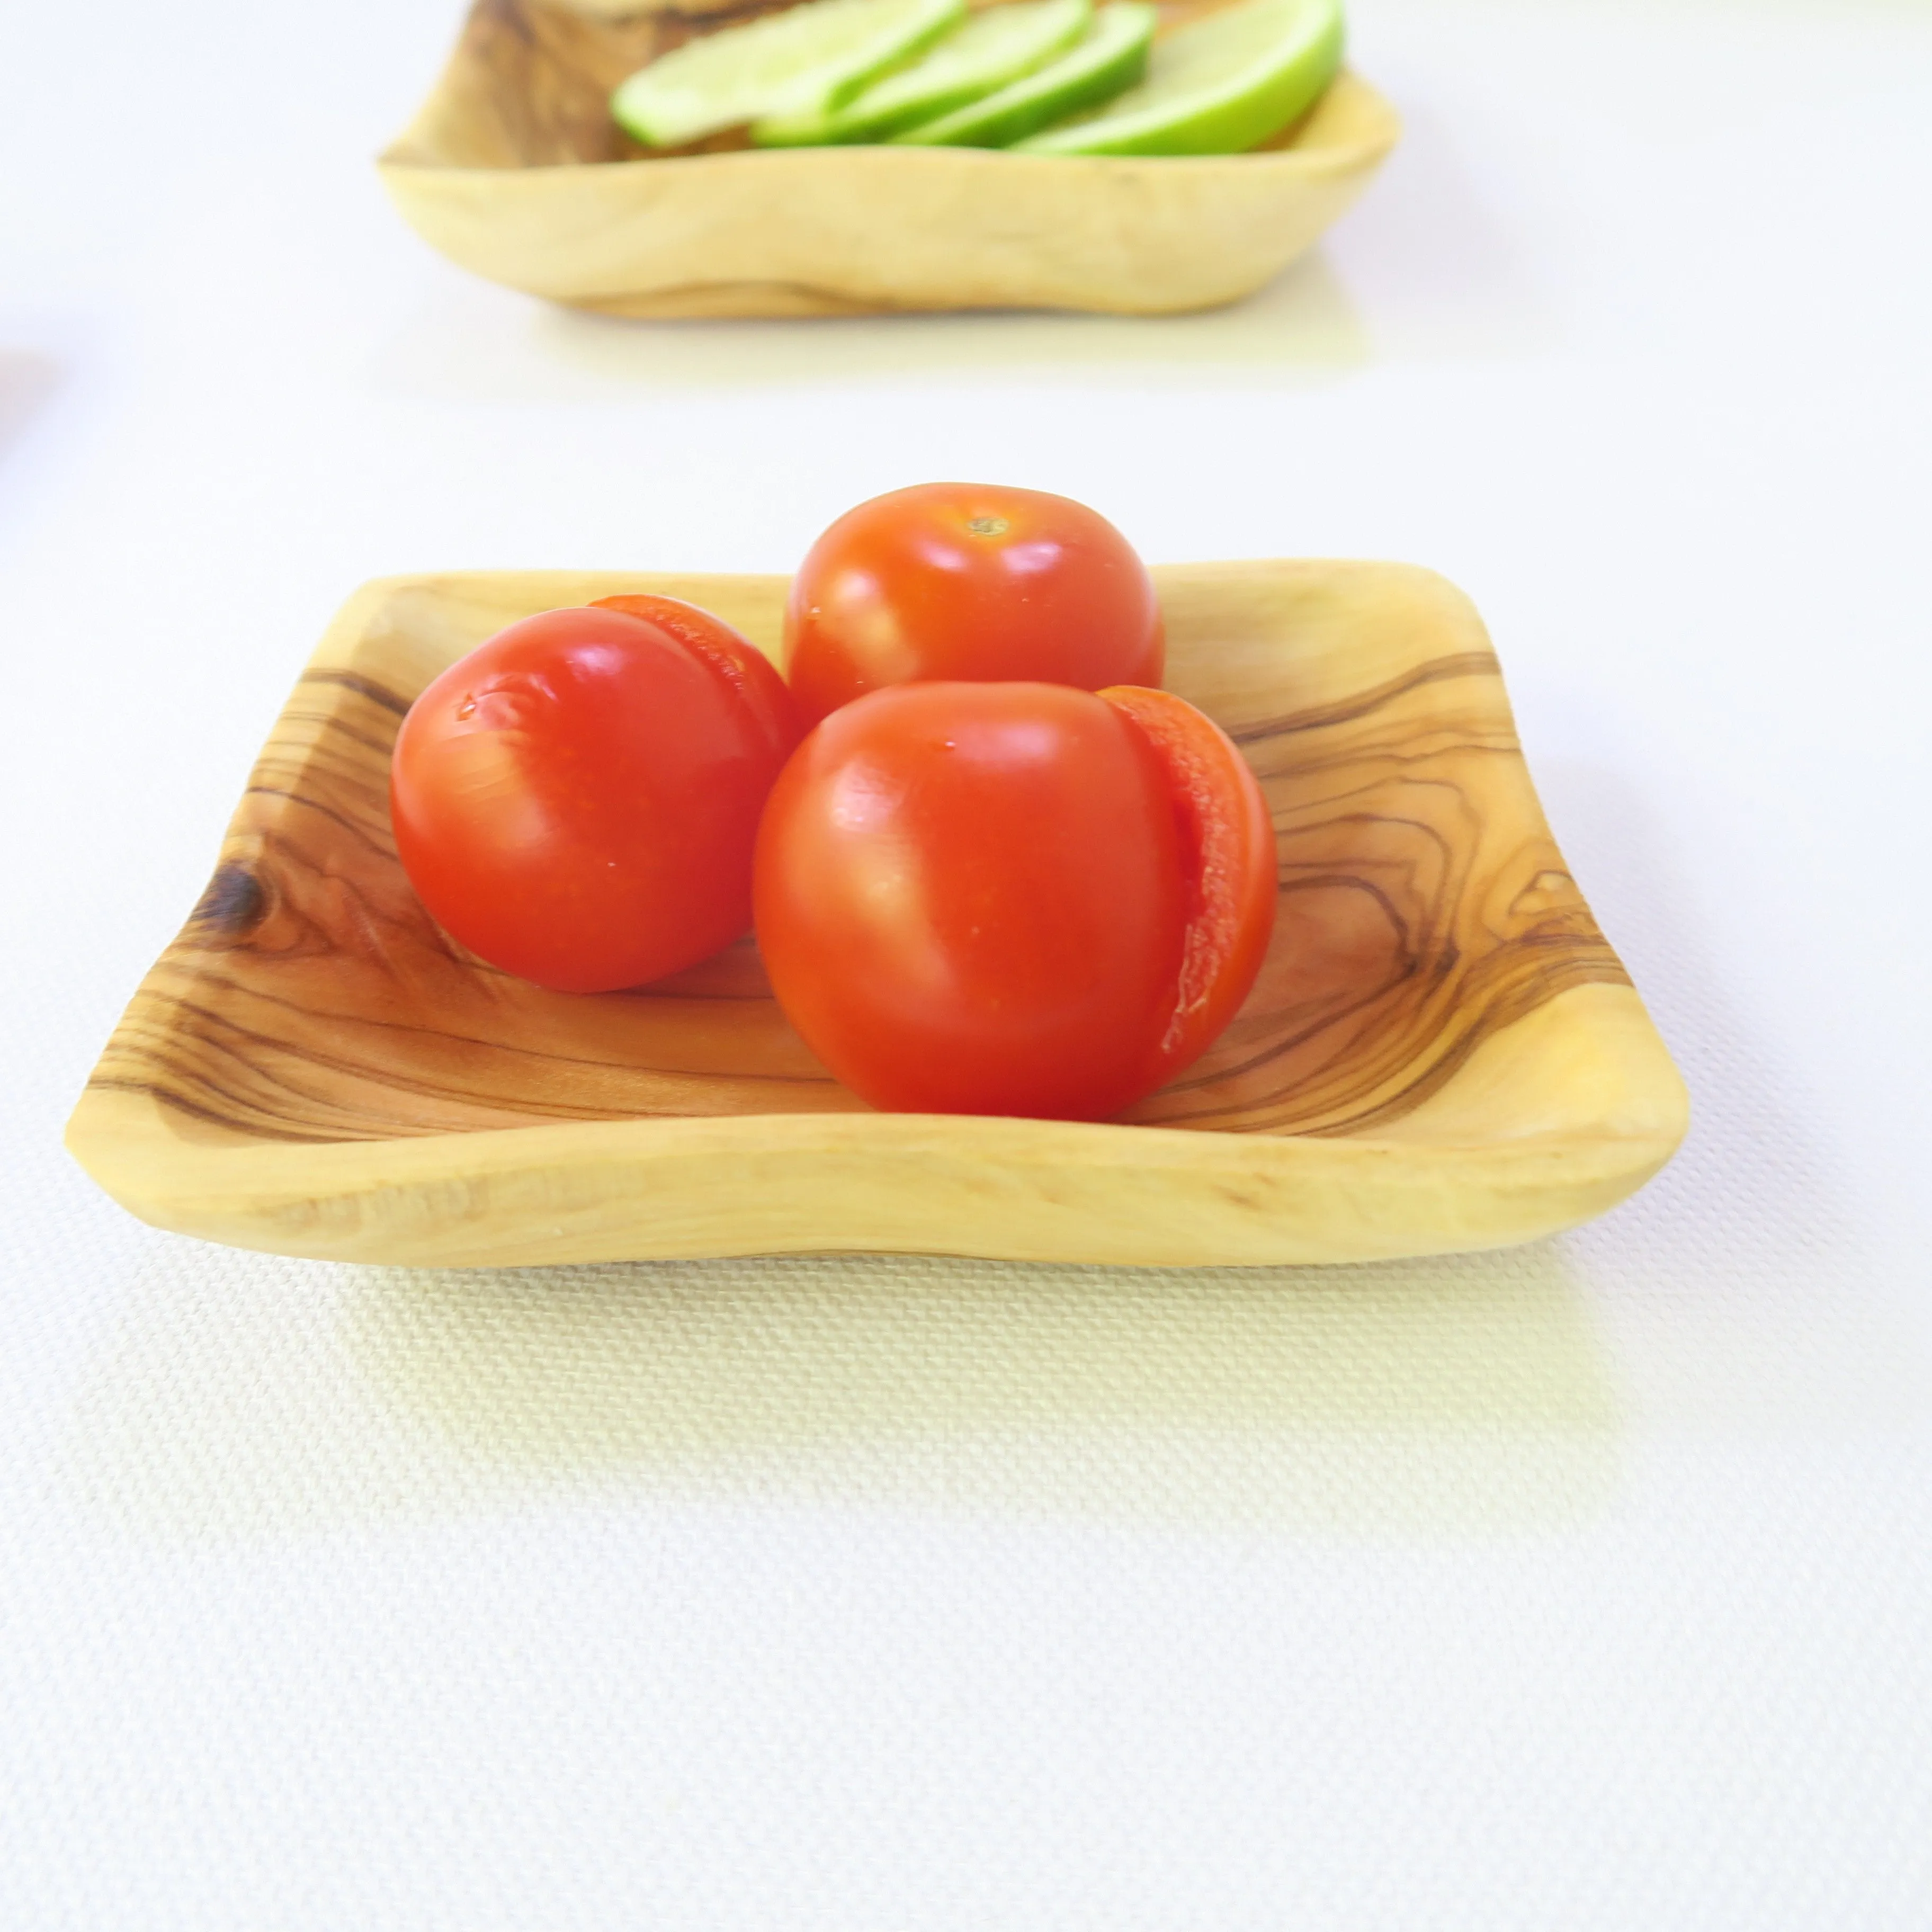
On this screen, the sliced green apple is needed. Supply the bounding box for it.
[891,3,1156,149]
[755,0,1093,146]
[1014,0,1342,156]
[612,0,967,150]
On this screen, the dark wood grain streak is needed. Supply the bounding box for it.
[89,595,1629,1146]
[302,669,413,716]
[1226,649,1503,745]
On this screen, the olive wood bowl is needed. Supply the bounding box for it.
[66,562,1687,1268]
[377,0,1401,318]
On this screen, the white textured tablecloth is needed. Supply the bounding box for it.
[3,0,1929,1924]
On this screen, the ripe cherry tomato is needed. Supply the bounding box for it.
[753,681,1275,1120]
[391,596,800,993]
[783,481,1165,724]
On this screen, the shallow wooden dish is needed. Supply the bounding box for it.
[377,0,1401,318]
[68,562,1686,1268]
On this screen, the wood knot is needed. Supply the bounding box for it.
[193,862,268,937]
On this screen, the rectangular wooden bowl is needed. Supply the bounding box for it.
[377,0,1401,318]
[68,562,1687,1269]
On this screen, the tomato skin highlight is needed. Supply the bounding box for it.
[783,481,1165,724]
[391,601,801,994]
[588,593,799,769]
[754,680,1275,1121]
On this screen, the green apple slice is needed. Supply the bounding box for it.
[891,2,1156,149]
[612,0,967,150]
[1013,0,1342,156]
[755,0,1093,145]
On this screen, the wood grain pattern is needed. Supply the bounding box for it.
[377,0,1399,316]
[66,564,1688,1267]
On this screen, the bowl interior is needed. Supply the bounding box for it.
[386,0,1361,169]
[86,564,1634,1149]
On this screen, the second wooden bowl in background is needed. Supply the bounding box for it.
[378,0,1401,317]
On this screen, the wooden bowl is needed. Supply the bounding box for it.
[66,562,1687,1268]
[377,0,1401,318]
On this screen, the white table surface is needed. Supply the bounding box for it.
[4,0,1929,1924]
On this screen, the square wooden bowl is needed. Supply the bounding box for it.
[377,0,1401,318]
[67,562,1687,1268]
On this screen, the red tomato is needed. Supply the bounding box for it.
[783,481,1165,724]
[753,681,1275,1120]
[391,597,800,993]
